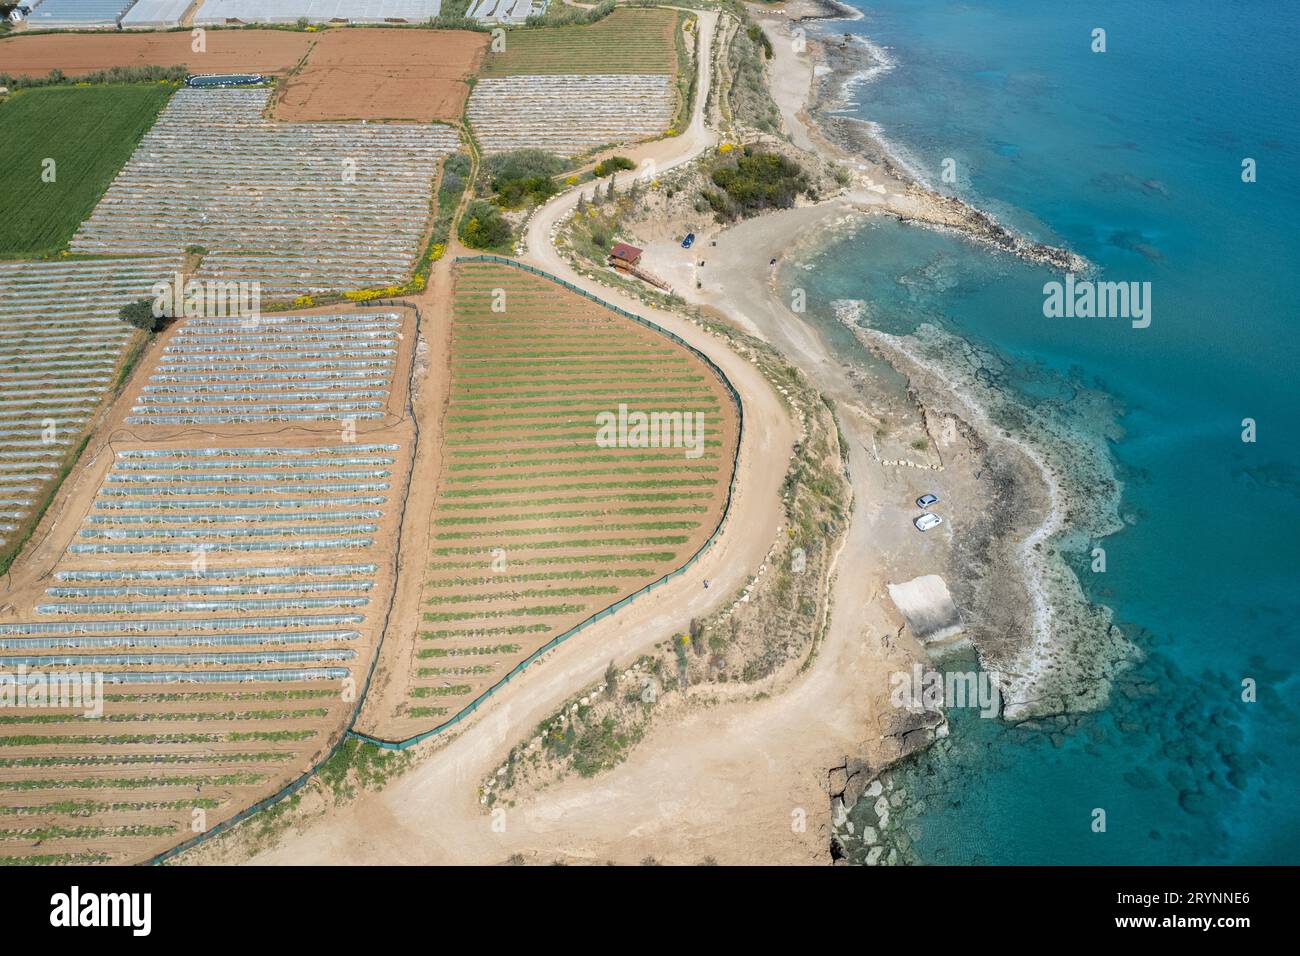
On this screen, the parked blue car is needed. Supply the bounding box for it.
[682,233,696,248]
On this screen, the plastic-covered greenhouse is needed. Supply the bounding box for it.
[79,522,379,539]
[36,596,371,614]
[85,510,382,525]
[118,445,397,458]
[95,497,387,510]
[48,581,374,598]
[55,564,378,581]
[98,482,389,496]
[1,648,356,667]
[0,614,364,635]
[0,629,360,650]
[70,537,374,554]
[98,668,350,684]
[114,456,394,470]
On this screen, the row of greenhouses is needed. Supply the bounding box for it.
[71,90,457,299]
[0,630,361,651]
[0,256,182,547]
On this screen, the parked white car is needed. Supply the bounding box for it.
[914,513,943,532]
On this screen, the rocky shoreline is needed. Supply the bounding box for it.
[788,0,863,22]
[758,1,1137,862]
[802,18,1090,274]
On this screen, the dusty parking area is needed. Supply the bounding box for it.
[272,29,488,124]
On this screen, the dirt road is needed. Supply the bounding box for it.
[242,6,954,866]
[241,8,828,864]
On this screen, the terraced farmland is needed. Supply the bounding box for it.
[0,256,180,567]
[70,89,459,299]
[0,307,415,865]
[468,75,675,156]
[361,260,738,740]
[479,7,679,76]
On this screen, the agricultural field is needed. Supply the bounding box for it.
[70,89,459,299]
[0,84,173,258]
[469,6,687,156]
[272,29,488,124]
[0,307,416,865]
[0,30,313,78]
[127,312,402,428]
[479,7,679,76]
[359,261,738,741]
[468,75,676,157]
[0,256,180,569]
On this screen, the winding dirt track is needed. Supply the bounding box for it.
[235,9,795,863]
[242,9,923,865]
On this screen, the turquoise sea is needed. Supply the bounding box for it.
[796,0,1300,863]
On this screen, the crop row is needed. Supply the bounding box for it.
[371,261,734,736]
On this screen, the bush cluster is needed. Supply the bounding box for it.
[593,155,636,178]
[701,146,809,220]
[458,200,512,249]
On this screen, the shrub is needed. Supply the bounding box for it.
[485,150,566,208]
[440,156,469,197]
[528,0,614,27]
[0,65,186,90]
[118,298,160,332]
[705,147,809,220]
[494,175,558,209]
[593,155,636,177]
[487,149,566,183]
[458,201,512,249]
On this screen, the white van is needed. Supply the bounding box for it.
[913,513,943,532]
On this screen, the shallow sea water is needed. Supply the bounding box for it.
[793,0,1300,863]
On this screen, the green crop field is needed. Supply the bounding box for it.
[0,84,173,258]
[387,261,739,735]
[481,7,681,77]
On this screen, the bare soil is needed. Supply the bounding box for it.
[272,30,488,124]
[0,30,314,78]
[0,29,485,126]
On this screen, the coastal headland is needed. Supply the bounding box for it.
[137,1,1129,865]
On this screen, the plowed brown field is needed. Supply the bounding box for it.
[0,30,313,78]
[1,28,486,125]
[273,30,487,124]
